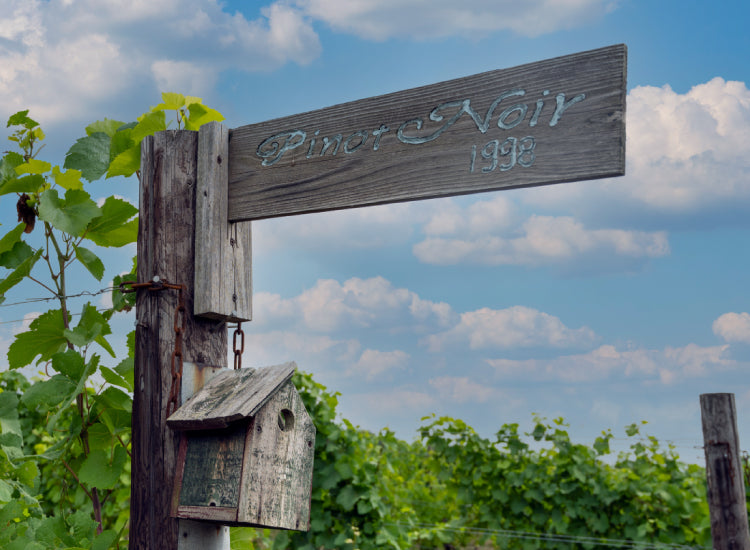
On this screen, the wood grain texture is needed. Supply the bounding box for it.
[228,44,626,221]
[167,362,296,430]
[130,131,228,550]
[700,393,750,550]
[237,382,316,530]
[194,122,252,322]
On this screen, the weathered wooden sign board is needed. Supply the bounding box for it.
[227,44,626,222]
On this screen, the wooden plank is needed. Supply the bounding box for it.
[167,362,296,430]
[700,393,750,550]
[237,383,316,530]
[131,131,228,550]
[194,122,252,322]
[228,44,626,221]
[178,423,247,508]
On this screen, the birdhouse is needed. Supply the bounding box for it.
[167,361,315,531]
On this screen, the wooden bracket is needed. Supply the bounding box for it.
[194,122,252,322]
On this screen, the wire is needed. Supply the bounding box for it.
[388,522,709,549]
[0,287,117,308]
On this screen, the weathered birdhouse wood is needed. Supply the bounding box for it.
[167,362,315,531]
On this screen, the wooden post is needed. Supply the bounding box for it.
[131,131,228,549]
[700,393,750,550]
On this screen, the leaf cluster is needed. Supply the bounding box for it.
[0,93,222,549]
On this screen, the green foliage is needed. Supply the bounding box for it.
[0,93,223,548]
[229,376,712,550]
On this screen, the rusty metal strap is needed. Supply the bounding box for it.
[121,278,186,418]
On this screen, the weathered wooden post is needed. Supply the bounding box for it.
[700,393,750,550]
[130,125,250,549]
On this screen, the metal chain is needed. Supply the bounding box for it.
[233,322,244,370]
[120,278,186,418]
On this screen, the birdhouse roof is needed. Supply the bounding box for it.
[167,361,296,430]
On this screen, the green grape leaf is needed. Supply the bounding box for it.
[77,446,128,490]
[0,224,26,256]
[130,110,167,141]
[114,356,134,389]
[85,118,127,138]
[95,332,116,358]
[20,375,75,409]
[51,165,83,190]
[0,391,22,437]
[0,174,45,196]
[63,303,110,348]
[7,309,67,369]
[109,126,134,162]
[73,244,104,281]
[69,509,97,544]
[0,248,42,298]
[87,423,115,451]
[184,103,224,131]
[106,145,140,178]
[15,461,38,488]
[100,366,132,392]
[38,188,101,236]
[51,349,86,380]
[99,408,131,436]
[335,485,360,511]
[0,240,34,269]
[96,387,132,412]
[64,132,110,182]
[92,530,118,550]
[15,159,51,175]
[153,92,186,111]
[85,196,138,247]
[0,152,24,184]
[0,480,12,503]
[7,110,38,128]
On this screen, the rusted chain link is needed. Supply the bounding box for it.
[120,278,186,417]
[233,323,244,370]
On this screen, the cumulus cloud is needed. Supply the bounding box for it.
[253,276,456,333]
[414,210,669,268]
[487,343,733,384]
[349,349,410,380]
[713,312,750,344]
[0,0,321,124]
[425,305,597,352]
[522,78,750,222]
[294,0,617,40]
[428,376,497,403]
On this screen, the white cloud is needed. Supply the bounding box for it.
[243,330,360,372]
[254,276,456,333]
[487,343,734,384]
[359,388,436,412]
[414,211,669,267]
[0,0,321,124]
[294,0,617,40]
[713,312,750,344]
[425,305,597,352]
[522,78,750,219]
[349,349,410,380]
[428,376,497,403]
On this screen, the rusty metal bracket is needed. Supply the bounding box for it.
[121,277,186,418]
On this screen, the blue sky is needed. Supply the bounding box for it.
[2,0,750,460]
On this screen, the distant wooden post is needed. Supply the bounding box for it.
[700,393,750,550]
[130,130,229,550]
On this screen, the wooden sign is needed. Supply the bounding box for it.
[227,44,626,221]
